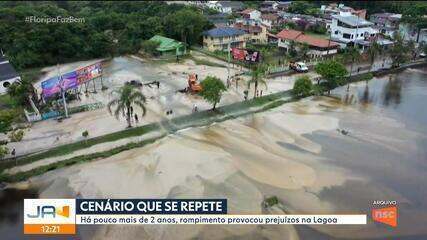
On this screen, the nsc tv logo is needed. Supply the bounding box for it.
[24,199,76,235]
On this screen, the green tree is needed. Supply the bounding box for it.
[341,47,361,77]
[298,43,310,61]
[367,41,383,71]
[0,109,19,133]
[0,145,9,159]
[7,78,39,108]
[288,1,315,14]
[82,130,89,144]
[8,129,25,142]
[288,40,298,59]
[315,60,348,95]
[401,3,427,43]
[292,75,313,97]
[107,85,147,128]
[407,40,416,61]
[140,40,160,56]
[389,32,409,67]
[199,76,226,110]
[164,8,211,46]
[247,65,267,99]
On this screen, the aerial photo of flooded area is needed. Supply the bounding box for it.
[1,1,427,240]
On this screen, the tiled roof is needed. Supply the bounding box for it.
[276,29,340,48]
[203,27,246,38]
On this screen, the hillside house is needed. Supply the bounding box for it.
[203,27,246,51]
[277,29,340,58]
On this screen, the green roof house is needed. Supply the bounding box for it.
[149,35,186,56]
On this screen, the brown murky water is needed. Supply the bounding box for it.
[1,67,427,240]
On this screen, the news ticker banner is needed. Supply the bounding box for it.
[24,199,366,235]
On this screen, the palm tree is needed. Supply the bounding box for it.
[107,85,147,128]
[299,43,310,61]
[367,41,382,71]
[342,47,361,91]
[247,65,267,99]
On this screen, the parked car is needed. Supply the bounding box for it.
[420,52,426,58]
[125,80,143,87]
[289,61,309,73]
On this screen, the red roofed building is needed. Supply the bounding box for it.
[276,29,340,58]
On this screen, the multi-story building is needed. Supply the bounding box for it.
[321,3,366,19]
[261,14,280,29]
[234,22,268,44]
[205,1,244,14]
[241,9,261,21]
[0,54,21,95]
[202,27,246,51]
[369,13,402,38]
[330,11,378,48]
[399,23,427,44]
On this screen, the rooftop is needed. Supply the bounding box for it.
[149,35,184,52]
[218,1,244,9]
[241,8,258,14]
[203,27,246,38]
[277,29,340,48]
[261,13,279,21]
[0,55,19,81]
[332,13,373,27]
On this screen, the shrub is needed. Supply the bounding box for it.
[0,145,9,159]
[292,75,313,97]
[140,40,160,56]
[8,129,25,142]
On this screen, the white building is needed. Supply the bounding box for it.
[241,9,261,21]
[0,54,21,95]
[330,12,378,48]
[369,13,402,38]
[399,23,427,44]
[206,1,244,14]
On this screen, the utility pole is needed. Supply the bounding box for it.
[227,41,231,88]
[57,63,69,118]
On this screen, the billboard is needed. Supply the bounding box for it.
[76,62,102,84]
[231,48,261,63]
[41,71,78,97]
[42,62,102,98]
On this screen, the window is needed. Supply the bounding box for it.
[343,33,351,39]
[335,31,339,35]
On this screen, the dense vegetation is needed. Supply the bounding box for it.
[0,1,212,70]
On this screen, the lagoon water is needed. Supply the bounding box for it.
[1,67,427,240]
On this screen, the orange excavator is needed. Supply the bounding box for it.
[187,73,202,93]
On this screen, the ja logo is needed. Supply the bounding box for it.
[27,205,70,218]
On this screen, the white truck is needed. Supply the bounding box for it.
[289,61,309,73]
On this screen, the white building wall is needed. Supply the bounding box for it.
[0,76,20,95]
[399,23,427,44]
[330,18,377,43]
[249,10,261,21]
